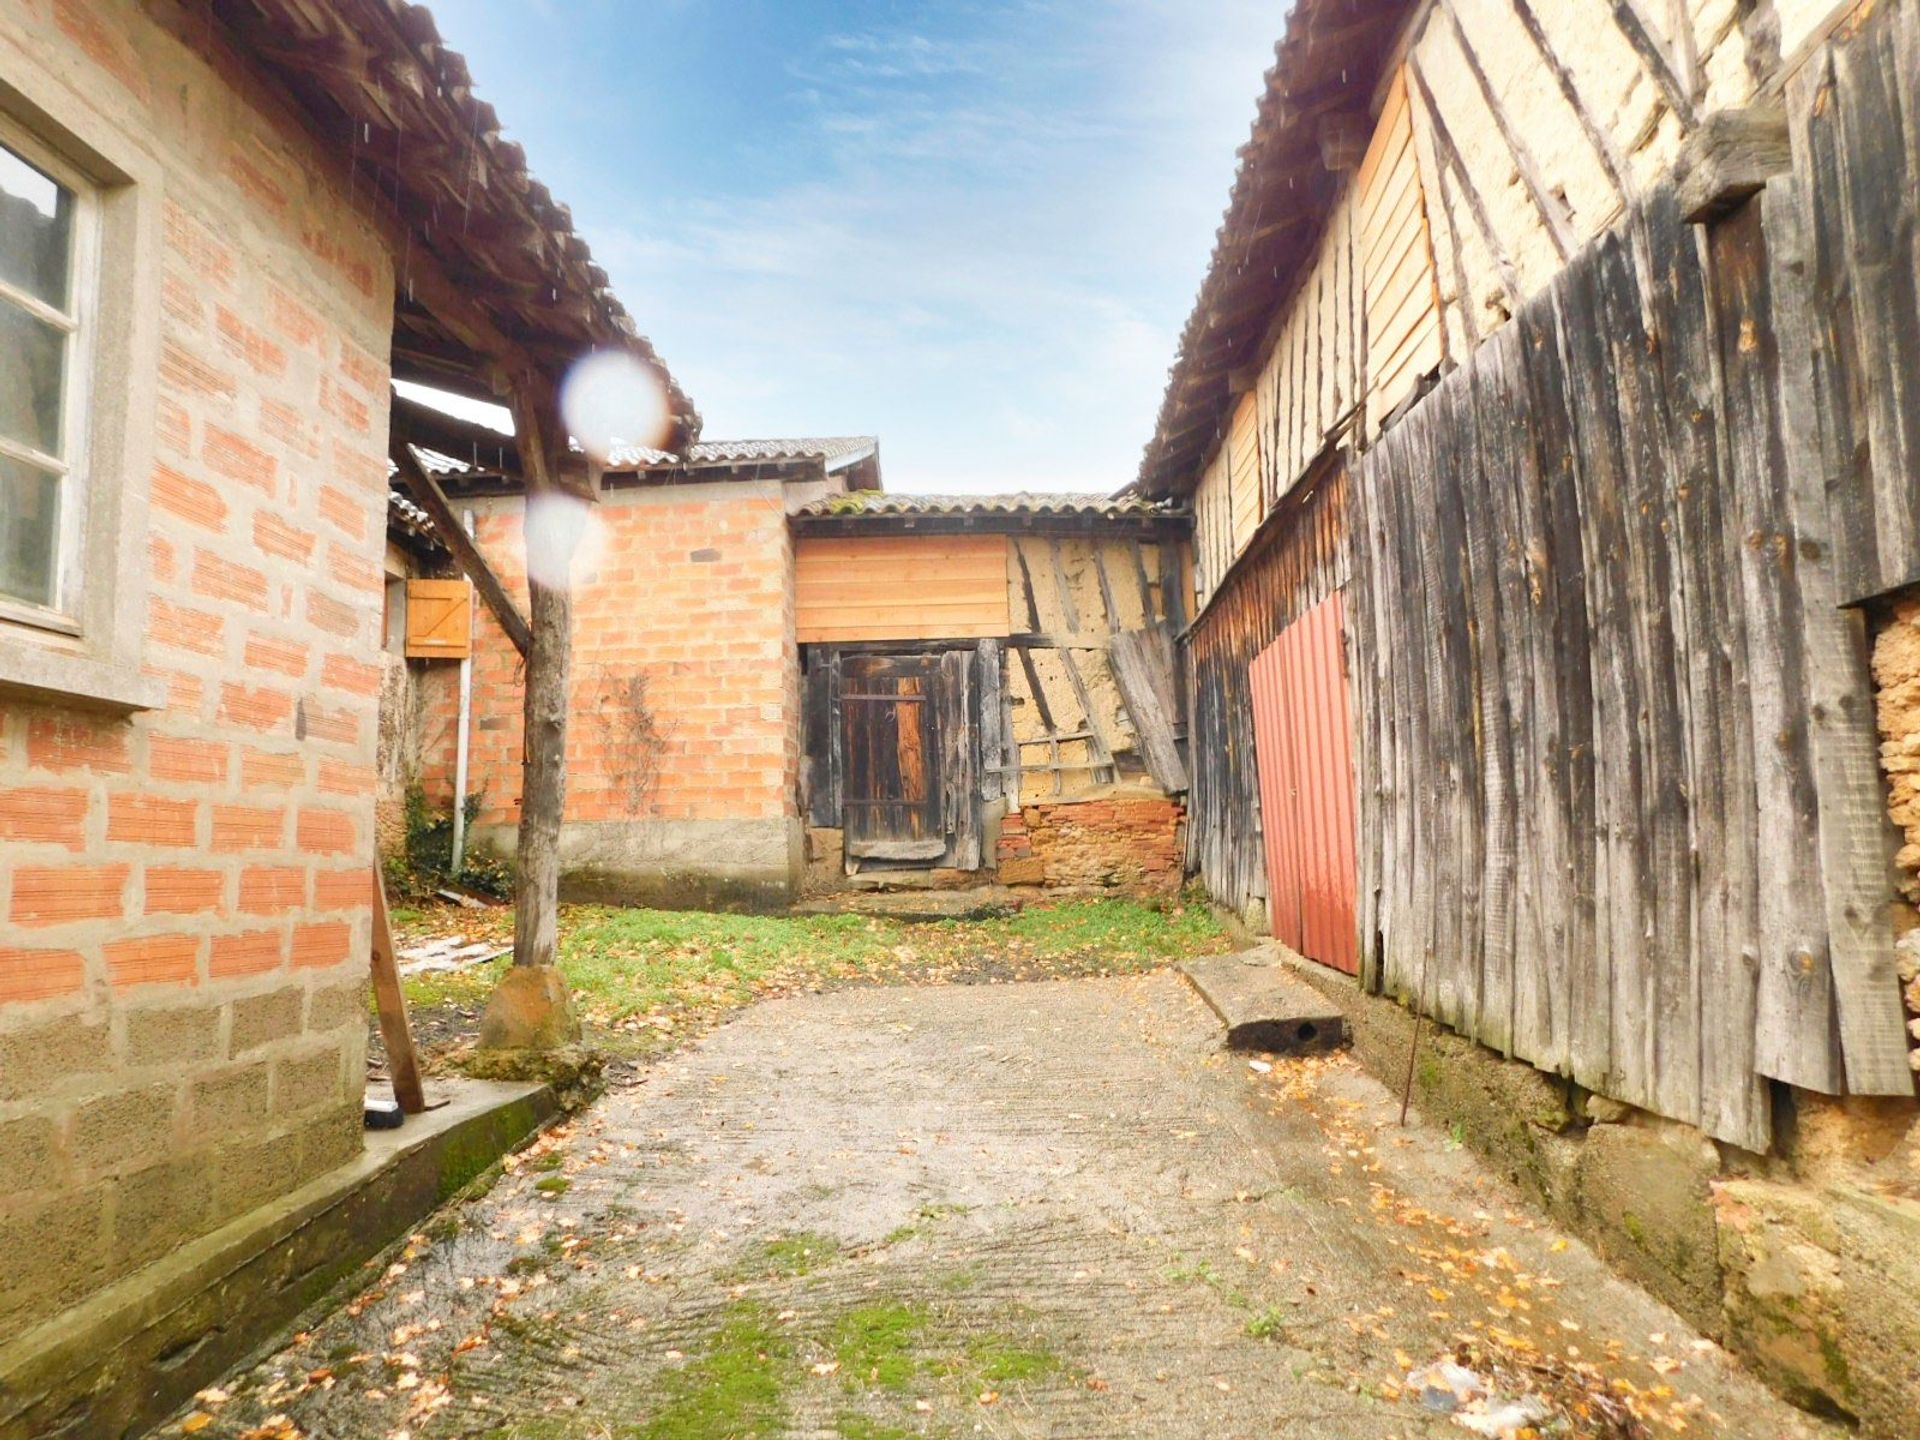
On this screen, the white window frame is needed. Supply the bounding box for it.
[0,113,101,636]
[0,65,163,714]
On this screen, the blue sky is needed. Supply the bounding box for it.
[423,0,1285,494]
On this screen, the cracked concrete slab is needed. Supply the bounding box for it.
[170,973,1836,1439]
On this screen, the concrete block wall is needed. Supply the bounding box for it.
[0,0,393,1347]
[418,481,803,907]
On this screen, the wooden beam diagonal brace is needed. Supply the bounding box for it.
[392,442,532,658]
[1608,0,1700,130]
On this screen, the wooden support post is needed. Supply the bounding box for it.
[507,374,577,974]
[369,863,426,1114]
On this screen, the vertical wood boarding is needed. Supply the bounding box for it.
[1348,78,1918,1145]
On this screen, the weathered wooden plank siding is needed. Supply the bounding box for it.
[1351,37,1917,1142]
[1186,470,1348,916]
[1789,2,1920,606]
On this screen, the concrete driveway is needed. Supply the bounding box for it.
[174,973,1832,1439]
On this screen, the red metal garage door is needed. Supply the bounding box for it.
[1249,590,1358,974]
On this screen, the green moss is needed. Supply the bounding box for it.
[937,1266,983,1293]
[963,1335,1060,1385]
[714,1230,845,1282]
[638,1302,791,1440]
[831,1301,931,1391]
[1622,1211,1648,1247]
[1817,1330,1853,1395]
[834,1416,921,1440]
[534,1176,571,1196]
[529,1152,565,1172]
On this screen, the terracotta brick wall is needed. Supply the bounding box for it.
[997,796,1185,894]
[416,481,802,902]
[0,0,392,1344]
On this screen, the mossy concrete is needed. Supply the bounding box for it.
[1716,1177,1920,1435]
[0,1079,556,1440]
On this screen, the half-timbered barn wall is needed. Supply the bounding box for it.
[797,519,1192,894]
[1185,0,1815,604]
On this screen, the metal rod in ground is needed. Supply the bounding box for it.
[1399,1006,1423,1127]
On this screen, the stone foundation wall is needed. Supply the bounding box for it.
[1278,946,1920,1439]
[998,794,1184,894]
[1871,597,1920,1073]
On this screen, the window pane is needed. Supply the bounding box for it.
[0,300,66,456]
[0,141,73,308]
[0,454,61,609]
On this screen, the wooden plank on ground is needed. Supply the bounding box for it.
[370,865,427,1115]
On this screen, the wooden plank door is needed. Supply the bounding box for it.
[842,654,946,863]
[1250,591,1359,974]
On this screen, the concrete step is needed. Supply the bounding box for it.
[1180,950,1346,1055]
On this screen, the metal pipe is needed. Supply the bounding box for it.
[450,509,475,874]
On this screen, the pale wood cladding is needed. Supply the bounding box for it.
[1192,67,1433,594]
[1227,392,1262,557]
[795,535,1011,643]
[1359,70,1444,427]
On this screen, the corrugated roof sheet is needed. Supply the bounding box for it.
[796,491,1180,520]
[1134,0,1412,498]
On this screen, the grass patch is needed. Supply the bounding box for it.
[397,898,1230,1059]
[1245,1305,1289,1340]
[830,1301,932,1391]
[638,1301,791,1440]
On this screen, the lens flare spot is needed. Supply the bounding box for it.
[560,351,669,464]
[524,490,597,592]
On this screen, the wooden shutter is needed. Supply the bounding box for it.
[404,578,472,659]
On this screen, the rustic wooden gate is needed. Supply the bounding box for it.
[1249,590,1358,973]
[841,654,947,863]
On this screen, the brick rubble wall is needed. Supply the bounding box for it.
[1871,597,1920,1070]
[0,0,393,1346]
[415,482,801,897]
[999,796,1185,894]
